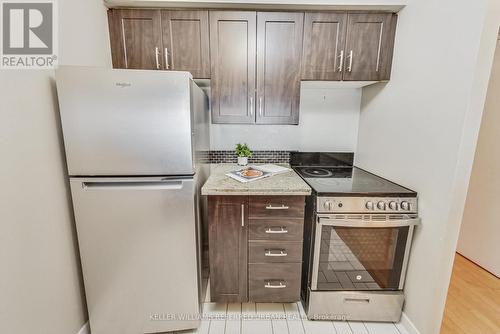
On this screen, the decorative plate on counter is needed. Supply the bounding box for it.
[238,168,264,178]
[226,166,272,183]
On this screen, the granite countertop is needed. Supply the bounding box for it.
[201,164,312,196]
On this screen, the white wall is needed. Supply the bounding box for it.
[0,1,111,333]
[457,39,500,277]
[355,0,500,333]
[210,85,361,151]
[59,0,111,66]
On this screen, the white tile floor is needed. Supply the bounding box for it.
[178,301,411,334]
[186,273,412,334]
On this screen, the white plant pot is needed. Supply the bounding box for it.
[237,157,248,166]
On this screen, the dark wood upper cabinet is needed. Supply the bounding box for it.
[108,9,163,70]
[209,11,303,125]
[208,196,248,303]
[108,9,210,77]
[342,13,397,81]
[161,10,210,78]
[301,12,397,81]
[256,12,304,125]
[302,12,347,81]
[107,9,399,124]
[209,11,256,124]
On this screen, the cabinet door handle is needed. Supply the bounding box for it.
[347,50,353,72]
[266,204,289,210]
[265,227,288,234]
[265,281,287,289]
[241,204,245,227]
[249,96,254,116]
[337,50,344,72]
[259,97,263,117]
[265,249,288,257]
[164,47,170,70]
[155,47,160,70]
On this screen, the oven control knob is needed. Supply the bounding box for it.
[389,201,398,210]
[401,201,410,211]
[323,201,333,211]
[365,201,374,210]
[377,201,386,210]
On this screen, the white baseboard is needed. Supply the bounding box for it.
[396,312,421,334]
[76,322,89,334]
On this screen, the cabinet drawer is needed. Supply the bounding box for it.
[249,218,303,241]
[249,263,301,302]
[249,196,305,218]
[249,241,303,263]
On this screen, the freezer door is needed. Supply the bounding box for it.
[70,177,201,334]
[57,67,195,176]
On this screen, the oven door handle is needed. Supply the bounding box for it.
[318,217,421,228]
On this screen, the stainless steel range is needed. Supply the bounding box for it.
[291,152,420,322]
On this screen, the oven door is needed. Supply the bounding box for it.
[311,214,420,292]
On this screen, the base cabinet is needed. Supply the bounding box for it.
[208,196,248,302]
[208,195,305,303]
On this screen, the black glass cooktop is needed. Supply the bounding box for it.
[290,152,416,196]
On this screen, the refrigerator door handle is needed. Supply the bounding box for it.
[82,180,184,190]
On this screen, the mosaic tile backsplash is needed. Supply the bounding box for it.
[208,150,293,164]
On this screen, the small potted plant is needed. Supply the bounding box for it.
[235,143,252,166]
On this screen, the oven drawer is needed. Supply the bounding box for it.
[249,196,305,218]
[306,290,404,322]
[249,241,303,263]
[249,263,301,302]
[249,218,304,241]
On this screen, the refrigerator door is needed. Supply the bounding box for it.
[70,177,201,334]
[57,67,195,176]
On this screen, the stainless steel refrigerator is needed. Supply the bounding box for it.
[56,66,209,334]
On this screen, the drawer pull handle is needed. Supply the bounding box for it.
[265,227,288,234]
[266,204,289,210]
[344,298,370,304]
[264,281,287,289]
[265,249,288,257]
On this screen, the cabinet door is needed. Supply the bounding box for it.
[209,11,256,124]
[256,12,304,125]
[302,12,347,81]
[161,10,210,78]
[342,13,397,81]
[108,9,163,70]
[208,196,248,302]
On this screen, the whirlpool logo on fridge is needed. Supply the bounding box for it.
[1,0,58,69]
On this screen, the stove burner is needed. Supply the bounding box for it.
[302,167,333,177]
